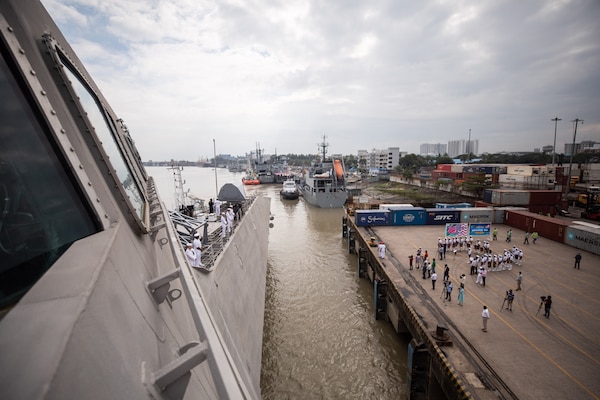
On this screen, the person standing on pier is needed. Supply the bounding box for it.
[516,272,523,291]
[523,232,529,245]
[458,286,464,306]
[482,306,490,332]
[493,228,498,240]
[506,289,515,311]
[408,255,414,270]
[445,281,453,301]
[431,271,437,290]
[378,241,386,259]
[208,198,214,214]
[443,264,450,282]
[574,253,582,269]
[544,296,552,318]
[532,231,538,244]
[415,253,422,269]
[506,229,512,243]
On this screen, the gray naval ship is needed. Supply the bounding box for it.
[0,1,270,398]
[300,137,348,208]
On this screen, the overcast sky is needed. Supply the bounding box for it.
[41,0,599,161]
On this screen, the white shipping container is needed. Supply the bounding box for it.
[499,175,555,186]
[379,204,414,210]
[499,174,529,183]
[491,189,530,205]
[506,165,546,176]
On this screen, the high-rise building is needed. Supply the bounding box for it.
[420,143,447,156]
[447,139,479,158]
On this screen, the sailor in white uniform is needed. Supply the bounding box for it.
[193,233,203,267]
[185,243,196,266]
[378,241,386,259]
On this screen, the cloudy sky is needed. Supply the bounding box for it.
[41,0,599,161]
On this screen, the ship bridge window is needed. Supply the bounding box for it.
[0,55,99,309]
[60,62,145,222]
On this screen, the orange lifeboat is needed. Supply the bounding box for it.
[334,159,344,179]
[242,177,260,185]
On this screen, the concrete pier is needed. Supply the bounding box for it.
[344,217,600,400]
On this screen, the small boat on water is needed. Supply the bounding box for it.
[300,136,348,208]
[280,179,300,200]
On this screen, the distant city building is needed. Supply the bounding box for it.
[447,139,479,158]
[420,143,447,156]
[357,147,400,171]
[564,140,599,156]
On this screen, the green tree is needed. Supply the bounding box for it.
[461,175,492,197]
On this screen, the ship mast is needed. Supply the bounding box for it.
[318,135,329,162]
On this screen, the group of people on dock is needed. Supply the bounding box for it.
[403,228,580,332]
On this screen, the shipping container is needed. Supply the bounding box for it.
[379,204,414,210]
[528,204,556,216]
[491,189,530,205]
[435,203,472,209]
[564,225,600,255]
[504,210,572,243]
[490,207,528,224]
[506,165,544,176]
[389,207,427,226]
[499,174,530,184]
[483,189,493,203]
[529,190,562,206]
[355,210,391,227]
[425,209,461,225]
[432,171,463,180]
[458,208,494,223]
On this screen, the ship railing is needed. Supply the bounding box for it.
[147,178,257,398]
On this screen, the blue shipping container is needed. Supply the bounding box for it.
[389,207,427,226]
[426,209,461,225]
[355,210,391,227]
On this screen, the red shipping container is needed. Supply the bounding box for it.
[504,210,571,243]
[529,190,562,206]
[528,204,556,216]
[437,164,453,171]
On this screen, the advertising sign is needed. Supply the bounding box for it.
[469,223,491,236]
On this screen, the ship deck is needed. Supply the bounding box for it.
[364,223,600,399]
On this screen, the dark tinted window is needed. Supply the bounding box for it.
[0,55,99,309]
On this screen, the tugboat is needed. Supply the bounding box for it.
[280,178,300,200]
[300,136,348,208]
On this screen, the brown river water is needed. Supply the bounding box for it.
[148,166,408,399]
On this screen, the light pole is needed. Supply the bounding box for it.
[213,138,218,199]
[566,118,583,193]
[551,117,561,166]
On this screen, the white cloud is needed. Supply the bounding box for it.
[40,0,600,160]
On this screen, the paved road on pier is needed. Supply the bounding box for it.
[369,223,600,400]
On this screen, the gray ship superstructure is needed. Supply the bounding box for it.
[0,1,270,399]
[300,137,348,208]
